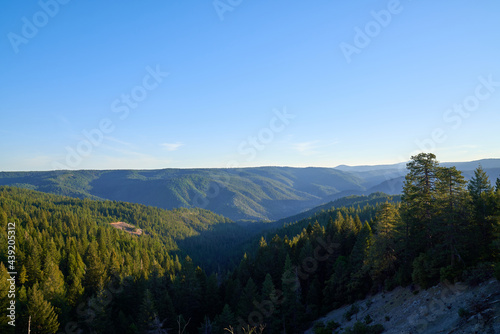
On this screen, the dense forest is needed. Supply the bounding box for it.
[1,153,500,333]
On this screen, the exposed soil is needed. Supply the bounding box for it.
[110,221,143,236]
[307,279,500,334]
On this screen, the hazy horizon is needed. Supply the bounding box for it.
[2,156,499,173]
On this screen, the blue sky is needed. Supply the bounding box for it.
[1,0,499,171]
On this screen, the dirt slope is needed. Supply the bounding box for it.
[307,279,500,334]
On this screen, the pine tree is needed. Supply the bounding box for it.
[198,315,213,334]
[260,273,279,333]
[214,304,236,333]
[436,167,470,267]
[305,277,322,319]
[468,165,493,200]
[323,256,349,310]
[67,276,84,307]
[25,239,43,284]
[84,286,113,332]
[203,273,221,319]
[0,263,12,331]
[261,273,275,300]
[41,257,66,305]
[139,289,159,333]
[401,153,440,278]
[19,265,28,285]
[66,249,86,306]
[238,277,258,318]
[175,256,201,323]
[468,166,495,259]
[348,222,372,298]
[83,241,106,296]
[27,283,59,334]
[369,203,400,286]
[280,254,303,333]
[0,210,7,230]
[108,248,122,282]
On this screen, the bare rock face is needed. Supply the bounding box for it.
[307,279,500,334]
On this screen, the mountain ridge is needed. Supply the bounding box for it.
[0,158,499,221]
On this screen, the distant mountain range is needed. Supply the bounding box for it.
[1,158,499,221]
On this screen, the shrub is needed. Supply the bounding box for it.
[313,320,340,334]
[463,263,494,286]
[493,262,500,281]
[313,322,328,334]
[325,320,340,331]
[364,315,373,325]
[343,321,384,334]
[344,304,360,321]
[440,265,462,283]
[384,277,397,291]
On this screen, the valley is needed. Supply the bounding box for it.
[1,159,498,222]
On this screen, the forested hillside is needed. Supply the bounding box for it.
[1,154,499,334]
[1,160,498,221]
[0,186,244,333]
[0,168,368,221]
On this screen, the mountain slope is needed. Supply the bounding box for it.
[0,167,368,221]
[0,159,499,221]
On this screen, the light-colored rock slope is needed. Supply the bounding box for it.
[307,279,500,334]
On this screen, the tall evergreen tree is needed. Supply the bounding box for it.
[436,167,470,267]
[83,241,106,296]
[203,273,221,319]
[280,254,303,333]
[0,263,13,331]
[238,278,258,319]
[41,257,66,306]
[468,166,495,258]
[27,283,59,334]
[369,203,400,286]
[348,222,372,298]
[401,153,440,277]
[214,304,236,334]
[138,289,159,333]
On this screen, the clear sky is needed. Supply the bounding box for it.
[1,0,499,171]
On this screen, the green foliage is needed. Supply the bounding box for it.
[462,263,494,286]
[344,303,360,321]
[313,320,340,334]
[27,283,59,334]
[1,152,499,334]
[412,252,440,289]
[0,263,13,331]
[343,321,384,334]
[0,167,383,221]
[439,265,463,283]
[214,304,236,333]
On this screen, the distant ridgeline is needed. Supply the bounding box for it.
[0,154,499,334]
[0,160,498,221]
